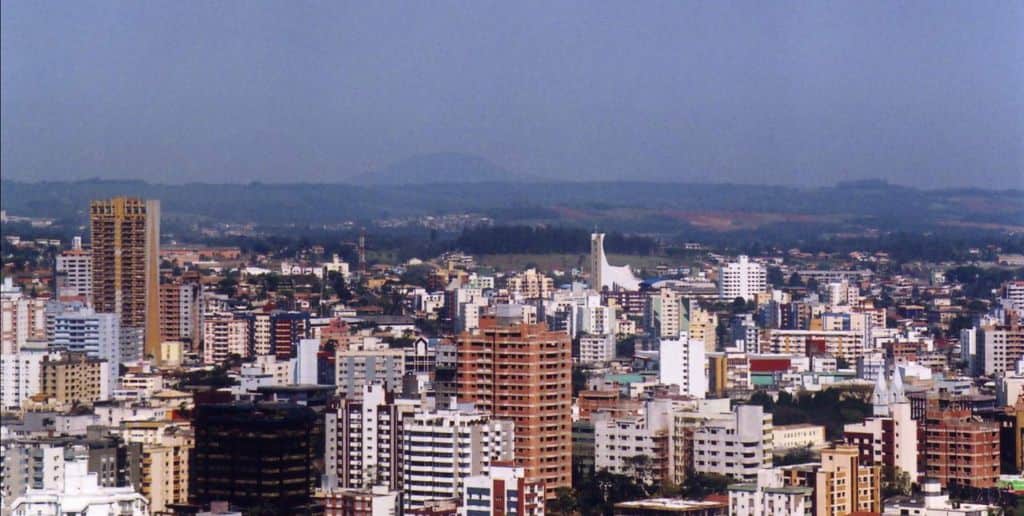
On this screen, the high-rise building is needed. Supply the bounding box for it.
[921,406,1000,488]
[401,405,514,510]
[159,281,203,350]
[191,402,319,514]
[55,237,93,304]
[1,278,47,355]
[457,316,572,498]
[0,341,51,412]
[815,445,881,516]
[324,383,422,491]
[693,405,773,481]
[658,335,707,398]
[202,313,250,364]
[90,197,161,361]
[646,288,682,339]
[718,255,766,303]
[978,322,1024,376]
[118,420,193,513]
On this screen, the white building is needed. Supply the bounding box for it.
[461,463,545,516]
[882,479,995,515]
[693,405,773,481]
[293,338,319,385]
[55,245,93,303]
[1,341,52,412]
[1,278,47,355]
[324,383,422,491]
[9,459,149,516]
[728,468,813,516]
[578,334,615,365]
[590,233,642,291]
[335,349,406,398]
[401,405,514,510]
[202,313,249,364]
[658,335,706,398]
[718,255,766,302]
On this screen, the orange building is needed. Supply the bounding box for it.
[923,406,1000,488]
[456,315,572,498]
[90,197,161,360]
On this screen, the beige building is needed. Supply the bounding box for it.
[815,445,881,516]
[38,353,109,406]
[506,268,554,300]
[772,424,826,450]
[119,420,193,513]
[90,197,161,361]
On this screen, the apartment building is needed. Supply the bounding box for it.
[922,407,1000,488]
[324,383,422,491]
[335,348,406,398]
[718,255,766,302]
[815,445,881,516]
[1,278,47,355]
[401,406,514,510]
[578,333,615,365]
[506,269,554,300]
[658,335,707,398]
[461,463,546,516]
[55,243,93,303]
[202,313,249,364]
[119,420,193,513]
[90,197,161,360]
[728,468,814,516]
[457,316,572,498]
[39,353,110,406]
[692,405,773,481]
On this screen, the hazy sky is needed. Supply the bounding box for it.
[2,1,1022,187]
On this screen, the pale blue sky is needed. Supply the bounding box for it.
[2,1,1021,187]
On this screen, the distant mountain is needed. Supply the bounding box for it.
[349,152,542,185]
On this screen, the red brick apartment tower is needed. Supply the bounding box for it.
[923,405,1000,488]
[457,316,572,498]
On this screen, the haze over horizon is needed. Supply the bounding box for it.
[2,1,1022,188]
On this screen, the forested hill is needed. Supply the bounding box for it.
[1,179,1020,232]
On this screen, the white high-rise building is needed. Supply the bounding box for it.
[693,405,773,481]
[202,313,249,364]
[293,338,319,385]
[658,335,706,398]
[578,334,616,365]
[401,405,514,511]
[1,278,47,355]
[0,341,52,412]
[718,255,767,302]
[55,239,93,304]
[324,383,423,491]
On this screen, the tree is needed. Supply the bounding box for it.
[680,471,733,499]
[547,487,578,515]
[788,272,802,287]
[625,454,655,487]
[572,367,589,396]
